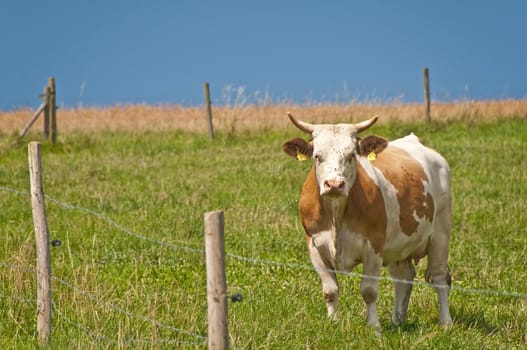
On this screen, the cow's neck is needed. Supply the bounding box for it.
[322,197,347,228]
[322,196,348,268]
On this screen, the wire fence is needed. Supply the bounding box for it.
[1,185,526,345]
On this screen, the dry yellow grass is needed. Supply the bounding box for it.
[1,99,526,135]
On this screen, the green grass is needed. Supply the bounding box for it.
[1,119,526,349]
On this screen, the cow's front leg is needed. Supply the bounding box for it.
[361,251,382,330]
[309,237,339,319]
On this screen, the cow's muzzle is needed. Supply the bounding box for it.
[323,179,346,196]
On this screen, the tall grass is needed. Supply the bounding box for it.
[0,108,526,348]
[1,99,526,135]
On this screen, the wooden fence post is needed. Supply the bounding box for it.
[204,82,214,140]
[48,77,57,143]
[204,210,228,350]
[43,86,51,138]
[423,67,431,123]
[18,103,47,140]
[28,142,52,346]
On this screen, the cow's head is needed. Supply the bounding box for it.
[282,113,384,197]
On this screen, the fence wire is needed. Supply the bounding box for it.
[0,186,204,255]
[2,185,526,301]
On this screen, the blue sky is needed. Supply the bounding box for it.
[1,1,526,110]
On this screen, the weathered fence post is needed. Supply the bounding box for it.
[204,82,214,140]
[423,67,431,123]
[48,77,57,143]
[204,210,228,350]
[28,142,52,346]
[43,86,51,138]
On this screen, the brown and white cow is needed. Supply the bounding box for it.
[282,113,452,330]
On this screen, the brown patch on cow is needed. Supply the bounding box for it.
[371,147,435,235]
[347,162,388,254]
[298,167,327,235]
[358,135,389,157]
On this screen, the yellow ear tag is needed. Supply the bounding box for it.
[367,151,376,161]
[296,153,308,161]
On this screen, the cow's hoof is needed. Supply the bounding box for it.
[328,312,340,322]
[367,320,382,335]
[371,324,382,336]
[391,312,407,327]
[439,317,453,328]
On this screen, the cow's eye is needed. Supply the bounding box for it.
[346,153,356,162]
[314,154,323,163]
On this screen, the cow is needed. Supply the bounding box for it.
[282,113,452,331]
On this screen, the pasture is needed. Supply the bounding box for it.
[1,106,526,348]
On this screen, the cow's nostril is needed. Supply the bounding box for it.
[324,180,345,191]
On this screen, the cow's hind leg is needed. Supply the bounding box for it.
[426,206,453,326]
[388,259,415,326]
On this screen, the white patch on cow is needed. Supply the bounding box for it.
[311,229,337,263]
[310,217,370,273]
[336,227,370,271]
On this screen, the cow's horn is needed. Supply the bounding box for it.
[355,115,379,133]
[287,112,314,134]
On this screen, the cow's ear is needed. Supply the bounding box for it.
[282,138,313,161]
[358,135,388,157]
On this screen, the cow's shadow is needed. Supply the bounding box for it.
[383,306,499,335]
[449,307,500,335]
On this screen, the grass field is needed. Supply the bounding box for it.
[1,104,526,349]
